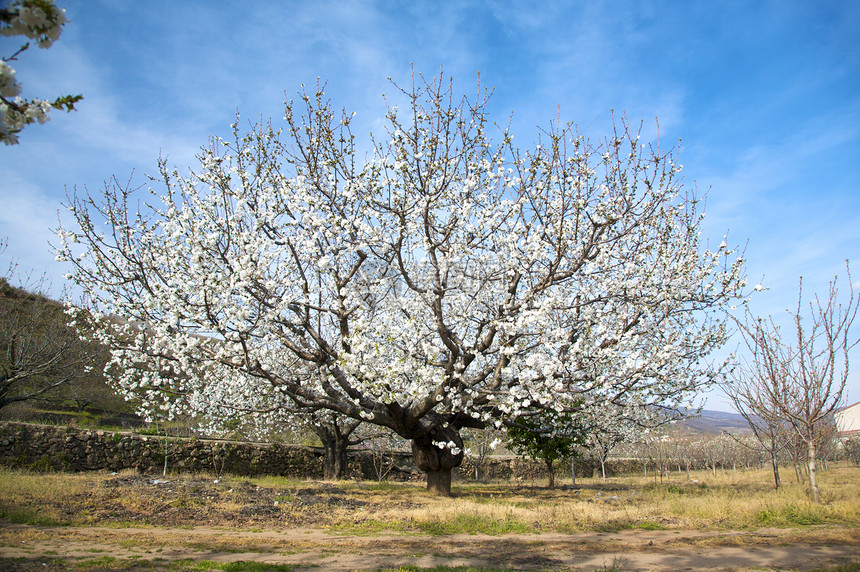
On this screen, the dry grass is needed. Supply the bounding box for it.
[320,465,860,535]
[1,465,859,536]
[0,469,94,526]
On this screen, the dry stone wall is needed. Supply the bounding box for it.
[1,422,639,482]
[0,422,323,477]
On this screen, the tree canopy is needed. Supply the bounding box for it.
[57,73,747,495]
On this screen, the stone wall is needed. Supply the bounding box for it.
[0,422,642,482]
[0,422,325,477]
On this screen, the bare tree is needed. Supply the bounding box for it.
[0,244,104,410]
[842,436,860,466]
[725,368,791,488]
[733,264,859,502]
[461,427,504,482]
[581,405,645,481]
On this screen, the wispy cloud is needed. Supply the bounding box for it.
[0,174,67,292]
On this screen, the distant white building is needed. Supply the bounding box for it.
[835,401,860,437]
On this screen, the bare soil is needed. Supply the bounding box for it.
[1,473,858,571]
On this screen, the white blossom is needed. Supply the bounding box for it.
[1,0,79,144]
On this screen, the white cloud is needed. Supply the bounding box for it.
[0,175,67,294]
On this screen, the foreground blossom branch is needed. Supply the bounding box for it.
[1,0,82,145]
[57,72,747,495]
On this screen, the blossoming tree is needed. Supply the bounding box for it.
[1,0,82,145]
[57,74,747,495]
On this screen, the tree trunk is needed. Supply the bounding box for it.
[411,425,464,497]
[312,423,352,480]
[322,436,349,480]
[162,431,169,477]
[807,439,821,503]
[426,468,452,495]
[545,458,555,489]
[794,462,805,484]
[600,458,606,481]
[770,450,781,490]
[158,422,170,477]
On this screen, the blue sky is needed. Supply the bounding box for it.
[1,0,859,410]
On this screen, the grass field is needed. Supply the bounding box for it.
[3,464,858,533]
[1,465,859,571]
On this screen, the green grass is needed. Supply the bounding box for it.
[0,505,69,526]
[412,512,534,536]
[330,511,534,537]
[75,555,125,569]
[756,502,829,526]
[244,475,307,488]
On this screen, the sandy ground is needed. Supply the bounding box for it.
[2,523,859,571]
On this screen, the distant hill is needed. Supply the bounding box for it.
[0,278,132,420]
[675,409,751,434]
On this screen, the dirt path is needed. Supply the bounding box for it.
[2,523,858,571]
[3,473,859,570]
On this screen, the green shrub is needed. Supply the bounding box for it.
[756,503,826,526]
[28,455,53,472]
